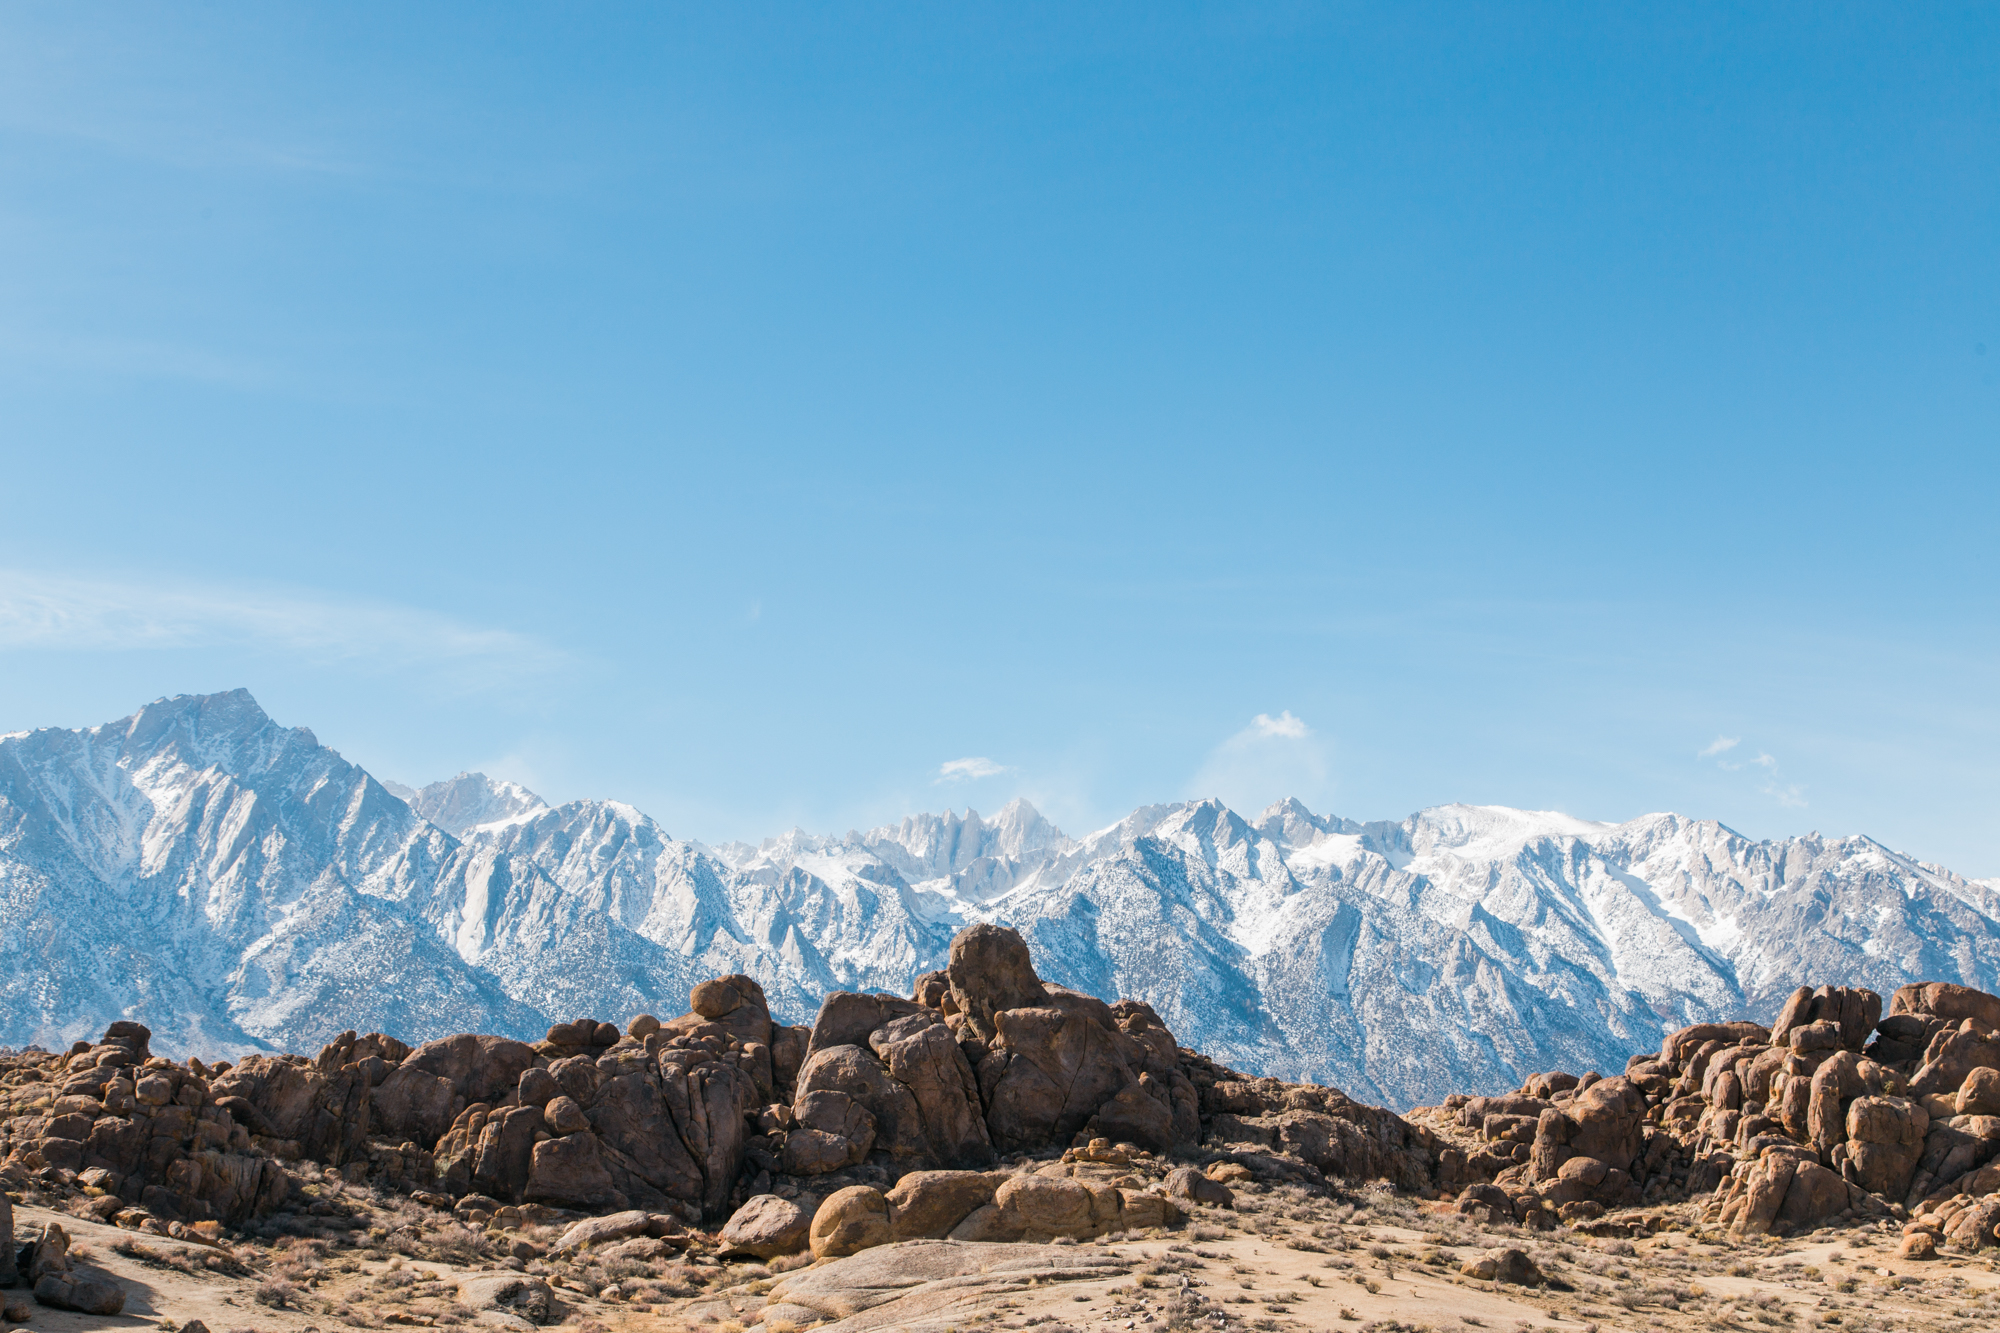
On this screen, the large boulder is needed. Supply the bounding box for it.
[1845,1096,1930,1198]
[810,1185,893,1259]
[1770,986,1881,1052]
[885,1170,999,1240]
[719,1195,813,1259]
[1912,1027,2000,1098]
[946,924,1050,1043]
[1892,983,2000,1032]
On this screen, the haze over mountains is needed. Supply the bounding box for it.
[3,690,1998,1109]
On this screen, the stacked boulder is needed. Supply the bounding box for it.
[0,1021,289,1226]
[1429,980,2000,1246]
[2,923,1443,1236]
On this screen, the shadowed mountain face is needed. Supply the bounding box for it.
[4,691,1999,1107]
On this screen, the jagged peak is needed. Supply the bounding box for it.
[408,771,549,837]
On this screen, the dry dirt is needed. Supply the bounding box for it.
[11,1174,2000,1333]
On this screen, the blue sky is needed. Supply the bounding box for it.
[2,5,1996,871]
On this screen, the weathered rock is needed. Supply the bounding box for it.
[886,1169,1000,1240]
[27,1223,69,1284]
[1892,982,2000,1032]
[1453,1183,1515,1224]
[1778,1160,1850,1232]
[718,1194,813,1258]
[795,1046,925,1162]
[1845,1096,1929,1198]
[810,1185,893,1259]
[1461,1247,1543,1285]
[0,1190,13,1286]
[456,1271,554,1325]
[868,1012,994,1168]
[31,1274,124,1316]
[550,1209,680,1254]
[1959,1067,2000,1117]
[1164,1165,1234,1208]
[1911,1027,2000,1098]
[1901,1231,1938,1260]
[1945,1197,2000,1250]
[982,991,1144,1151]
[524,1134,624,1212]
[946,923,1051,1044]
[761,1239,1128,1329]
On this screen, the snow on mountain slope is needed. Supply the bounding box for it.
[408,772,547,836]
[6,691,2000,1110]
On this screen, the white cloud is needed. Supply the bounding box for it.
[1251,710,1310,740]
[1188,712,1333,812]
[937,756,1008,783]
[0,569,562,681]
[1698,736,1740,758]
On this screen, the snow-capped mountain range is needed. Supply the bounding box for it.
[4,690,1999,1109]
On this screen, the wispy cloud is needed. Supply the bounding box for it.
[937,756,1008,783]
[1698,732,1807,808]
[0,569,563,683]
[1189,711,1332,812]
[1251,710,1310,739]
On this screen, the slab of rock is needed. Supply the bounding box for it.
[763,1240,1129,1332]
[719,1194,814,1258]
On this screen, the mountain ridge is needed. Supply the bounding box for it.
[4,689,1998,1109]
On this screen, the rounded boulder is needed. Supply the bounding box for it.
[809,1185,892,1259]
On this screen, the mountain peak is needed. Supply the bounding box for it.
[407,772,549,837]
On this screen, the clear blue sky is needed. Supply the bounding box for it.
[2,5,1996,871]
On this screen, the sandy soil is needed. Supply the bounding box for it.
[11,1174,2000,1333]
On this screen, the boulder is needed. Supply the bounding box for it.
[810,1185,893,1259]
[1911,1028,2000,1098]
[946,923,1050,1043]
[524,1134,624,1212]
[550,1210,680,1254]
[719,1194,814,1259]
[991,1174,1114,1240]
[0,1190,12,1286]
[32,1274,125,1315]
[1452,1183,1515,1225]
[455,1272,554,1326]
[1777,1160,1850,1232]
[1771,986,1881,1052]
[1945,1198,2000,1250]
[1845,1096,1929,1198]
[1722,1154,1799,1236]
[867,1012,994,1167]
[794,1046,926,1162]
[1164,1165,1234,1209]
[1960,1067,2000,1117]
[886,1169,999,1240]
[1892,982,2000,1032]
[1460,1248,1543,1285]
[981,994,1142,1151]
